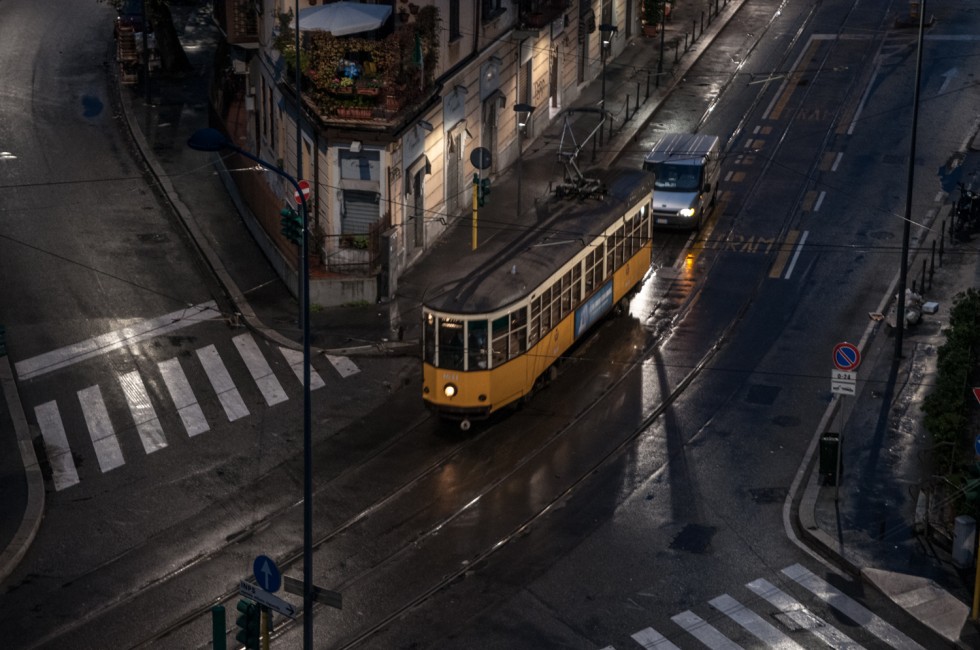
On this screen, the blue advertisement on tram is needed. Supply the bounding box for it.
[574,281,613,338]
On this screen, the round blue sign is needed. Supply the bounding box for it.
[833,342,861,372]
[253,554,281,593]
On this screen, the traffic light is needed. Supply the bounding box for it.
[235,599,260,649]
[280,206,303,244]
[475,175,491,207]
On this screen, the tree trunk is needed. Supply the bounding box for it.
[148,1,192,74]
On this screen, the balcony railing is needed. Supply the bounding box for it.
[518,0,569,29]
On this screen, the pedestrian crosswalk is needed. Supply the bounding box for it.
[606,564,925,650]
[31,333,337,491]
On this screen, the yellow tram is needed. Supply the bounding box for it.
[422,169,656,429]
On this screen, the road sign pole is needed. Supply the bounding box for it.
[472,174,479,251]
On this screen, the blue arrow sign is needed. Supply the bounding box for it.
[253,555,281,594]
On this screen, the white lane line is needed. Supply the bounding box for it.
[34,401,80,491]
[831,152,843,172]
[671,610,740,649]
[234,334,287,406]
[279,347,326,389]
[326,354,360,378]
[158,358,209,436]
[709,593,805,648]
[196,344,249,421]
[813,190,826,212]
[747,578,865,649]
[118,370,167,454]
[78,385,125,473]
[784,230,809,280]
[630,626,681,649]
[14,301,221,381]
[783,564,926,649]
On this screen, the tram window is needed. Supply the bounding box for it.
[467,319,488,370]
[550,278,561,325]
[561,271,572,317]
[618,224,627,263]
[509,309,527,357]
[491,316,509,367]
[529,297,541,346]
[540,287,551,332]
[438,318,465,370]
[628,215,639,256]
[584,251,596,293]
[639,208,650,242]
[423,312,436,364]
[572,264,582,305]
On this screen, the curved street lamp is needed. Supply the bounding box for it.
[187,126,315,646]
[513,103,535,219]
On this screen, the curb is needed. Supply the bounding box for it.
[0,356,43,586]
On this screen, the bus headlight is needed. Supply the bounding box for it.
[678,207,696,218]
[443,383,458,398]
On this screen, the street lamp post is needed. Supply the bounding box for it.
[598,24,617,148]
[513,103,535,219]
[187,127,314,648]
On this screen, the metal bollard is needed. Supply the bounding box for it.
[929,240,935,287]
[645,70,650,100]
[920,258,926,293]
[939,225,944,264]
[953,515,976,568]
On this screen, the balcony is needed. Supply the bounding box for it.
[278,6,439,126]
[518,0,569,30]
[213,0,258,45]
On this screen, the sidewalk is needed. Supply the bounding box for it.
[5,2,980,646]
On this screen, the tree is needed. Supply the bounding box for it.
[104,0,192,75]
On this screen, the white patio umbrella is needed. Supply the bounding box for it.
[290,2,393,36]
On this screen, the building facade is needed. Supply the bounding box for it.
[210,0,638,306]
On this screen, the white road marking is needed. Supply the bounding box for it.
[671,610,739,649]
[34,401,80,491]
[279,347,326,388]
[326,354,360,378]
[630,627,681,649]
[14,301,221,381]
[784,230,809,280]
[158,358,209,436]
[783,563,926,649]
[746,578,865,649]
[78,385,124,473]
[196,344,249,421]
[709,593,804,648]
[118,370,167,454]
[234,334,287,406]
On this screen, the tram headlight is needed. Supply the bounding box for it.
[443,383,458,398]
[678,207,696,218]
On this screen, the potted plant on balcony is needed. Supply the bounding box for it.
[641,0,664,36]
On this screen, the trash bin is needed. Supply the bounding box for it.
[819,432,840,484]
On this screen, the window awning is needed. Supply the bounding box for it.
[291,2,392,36]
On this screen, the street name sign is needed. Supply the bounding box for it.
[239,580,297,618]
[284,575,343,610]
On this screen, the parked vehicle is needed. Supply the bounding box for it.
[642,133,720,230]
